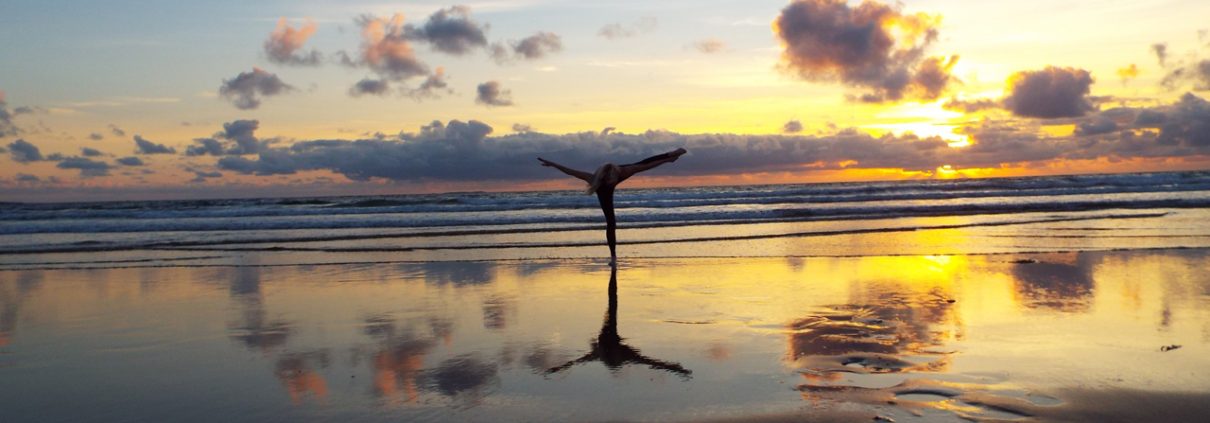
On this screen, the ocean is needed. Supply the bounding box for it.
[3,170,1210,269]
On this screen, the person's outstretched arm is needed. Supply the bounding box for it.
[619,148,687,181]
[538,158,593,181]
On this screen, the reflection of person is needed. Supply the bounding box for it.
[546,267,692,378]
[539,148,687,265]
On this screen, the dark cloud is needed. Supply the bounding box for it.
[410,67,452,99]
[265,18,322,66]
[354,14,430,81]
[691,38,726,54]
[109,124,126,137]
[116,156,144,166]
[404,6,488,55]
[7,139,43,163]
[45,153,64,162]
[0,92,34,138]
[512,123,533,133]
[81,147,103,157]
[349,78,392,97]
[1162,59,1210,91]
[598,17,657,40]
[88,132,104,141]
[212,94,1210,183]
[219,68,293,110]
[1152,43,1168,66]
[134,135,177,154]
[476,81,513,107]
[783,120,804,133]
[191,170,223,183]
[1004,66,1095,118]
[56,157,111,177]
[774,0,957,103]
[185,120,267,156]
[492,32,562,63]
[942,97,1000,113]
[15,173,39,182]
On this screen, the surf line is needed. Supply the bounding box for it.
[160,212,1168,253]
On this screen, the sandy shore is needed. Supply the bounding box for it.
[1,249,1209,422]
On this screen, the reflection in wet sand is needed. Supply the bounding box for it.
[275,351,330,404]
[224,266,291,351]
[1012,253,1095,312]
[547,267,692,379]
[0,271,42,348]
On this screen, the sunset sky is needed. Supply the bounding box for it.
[2,0,1209,201]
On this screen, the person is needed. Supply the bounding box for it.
[538,148,687,265]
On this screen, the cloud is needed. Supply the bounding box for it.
[7,139,43,163]
[56,157,111,177]
[265,18,322,66]
[349,78,392,97]
[15,173,39,182]
[783,120,804,133]
[0,92,34,138]
[691,38,726,54]
[355,14,430,81]
[512,123,533,133]
[774,0,957,103]
[81,147,103,157]
[116,156,144,166]
[476,81,513,107]
[598,17,657,40]
[1116,64,1140,85]
[404,6,488,55]
[184,120,267,156]
[219,67,293,110]
[942,97,1000,113]
[1003,66,1095,118]
[1162,59,1210,91]
[210,95,1210,184]
[109,124,126,137]
[492,32,562,63]
[88,132,104,141]
[134,135,177,154]
[191,170,223,183]
[1152,43,1168,66]
[410,67,453,99]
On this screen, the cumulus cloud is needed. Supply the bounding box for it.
[1004,66,1095,118]
[691,38,726,54]
[81,147,103,157]
[492,32,562,63]
[134,135,177,154]
[783,120,804,133]
[1152,43,1168,66]
[117,156,144,166]
[598,17,657,40]
[404,6,488,55]
[410,67,453,99]
[219,67,293,110]
[774,0,958,103]
[191,170,223,183]
[942,97,1000,113]
[265,18,322,66]
[476,81,513,107]
[56,157,111,177]
[88,132,104,141]
[355,14,430,81]
[184,120,267,156]
[7,139,43,163]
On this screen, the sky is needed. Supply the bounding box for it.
[1,0,1209,202]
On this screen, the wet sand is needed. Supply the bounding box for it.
[1,249,1209,422]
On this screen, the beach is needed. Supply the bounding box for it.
[3,172,1210,422]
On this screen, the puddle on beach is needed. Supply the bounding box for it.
[2,250,1210,422]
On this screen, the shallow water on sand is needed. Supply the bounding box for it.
[2,250,1210,422]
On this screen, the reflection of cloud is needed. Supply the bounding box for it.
[1011,255,1095,312]
[481,295,512,330]
[275,351,330,404]
[225,267,293,351]
[421,354,499,399]
[415,261,494,286]
[361,315,440,404]
[0,271,44,347]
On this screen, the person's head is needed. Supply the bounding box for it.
[586,163,622,194]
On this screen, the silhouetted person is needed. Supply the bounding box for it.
[538,148,686,265]
[545,267,692,378]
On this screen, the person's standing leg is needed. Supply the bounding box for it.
[596,188,617,265]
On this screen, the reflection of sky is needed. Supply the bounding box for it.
[0,250,1209,420]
